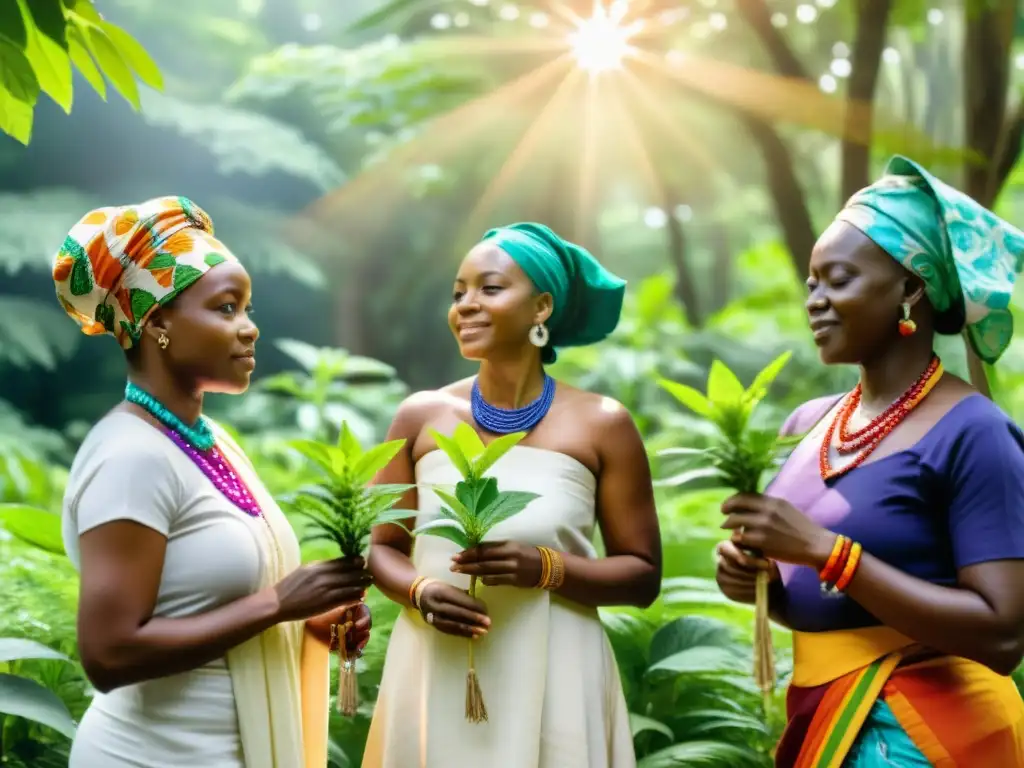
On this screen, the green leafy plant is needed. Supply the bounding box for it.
[1,0,163,145]
[658,351,794,710]
[283,423,413,716]
[418,423,540,723]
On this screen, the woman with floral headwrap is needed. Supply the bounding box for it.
[361,223,661,767]
[55,197,372,768]
[714,156,1024,766]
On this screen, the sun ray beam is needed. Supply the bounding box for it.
[456,67,586,245]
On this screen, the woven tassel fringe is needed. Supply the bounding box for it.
[752,570,775,714]
[332,622,359,717]
[464,577,488,723]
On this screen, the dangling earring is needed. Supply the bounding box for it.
[529,323,549,347]
[158,332,170,349]
[898,302,917,336]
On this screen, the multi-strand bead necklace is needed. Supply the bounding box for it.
[819,356,943,481]
[125,381,263,518]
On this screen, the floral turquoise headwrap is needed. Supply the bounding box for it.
[835,155,1024,364]
[480,222,626,363]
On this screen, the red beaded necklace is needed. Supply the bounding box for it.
[819,356,943,481]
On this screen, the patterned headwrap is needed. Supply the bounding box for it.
[480,222,626,363]
[53,196,237,349]
[835,155,1024,364]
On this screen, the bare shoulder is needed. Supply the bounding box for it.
[389,388,461,436]
[554,383,641,456]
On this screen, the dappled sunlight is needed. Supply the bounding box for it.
[297,0,912,257]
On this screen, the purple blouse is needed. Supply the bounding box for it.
[768,393,1024,633]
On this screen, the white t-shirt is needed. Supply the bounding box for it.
[63,411,269,767]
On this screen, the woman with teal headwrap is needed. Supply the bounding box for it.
[363,223,662,767]
[713,156,1024,766]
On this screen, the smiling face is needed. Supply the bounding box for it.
[806,220,926,365]
[144,261,259,394]
[448,242,552,361]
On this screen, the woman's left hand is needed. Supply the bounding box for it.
[306,601,372,655]
[721,492,836,569]
[451,542,543,588]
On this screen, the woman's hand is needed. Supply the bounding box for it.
[715,539,779,604]
[272,557,372,623]
[418,581,490,639]
[720,493,836,569]
[306,602,372,656]
[450,541,543,588]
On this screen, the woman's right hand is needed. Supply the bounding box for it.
[418,581,490,638]
[715,540,779,604]
[272,557,373,623]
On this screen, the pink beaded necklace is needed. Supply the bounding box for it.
[166,429,263,517]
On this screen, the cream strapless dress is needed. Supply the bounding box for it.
[362,445,636,768]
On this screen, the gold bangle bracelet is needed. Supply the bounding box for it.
[545,548,565,590]
[535,546,551,588]
[408,576,426,607]
[413,577,436,609]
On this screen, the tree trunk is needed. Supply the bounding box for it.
[841,0,893,202]
[660,182,702,327]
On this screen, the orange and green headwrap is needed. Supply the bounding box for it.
[53,196,238,349]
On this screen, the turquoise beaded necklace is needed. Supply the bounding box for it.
[124,381,215,452]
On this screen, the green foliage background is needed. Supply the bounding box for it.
[1,0,1023,765]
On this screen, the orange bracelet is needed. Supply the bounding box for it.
[834,542,863,592]
[822,537,853,585]
[818,535,847,582]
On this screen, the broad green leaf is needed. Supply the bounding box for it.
[637,741,764,768]
[0,2,27,48]
[0,673,77,739]
[352,438,406,485]
[472,431,527,476]
[745,350,793,402]
[478,490,541,531]
[82,21,139,109]
[645,646,743,678]
[707,360,745,406]
[0,504,64,554]
[432,488,473,520]
[653,466,724,489]
[0,638,70,664]
[455,477,497,517]
[656,447,712,458]
[337,421,362,459]
[0,78,34,144]
[288,439,338,476]
[373,507,415,528]
[658,379,713,417]
[99,20,162,90]
[428,428,472,478]
[628,712,674,742]
[66,22,103,97]
[415,519,470,549]
[452,422,485,462]
[21,4,72,113]
[23,0,66,49]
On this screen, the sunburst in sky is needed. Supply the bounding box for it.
[297,0,909,252]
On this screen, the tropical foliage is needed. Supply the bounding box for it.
[1,0,1023,765]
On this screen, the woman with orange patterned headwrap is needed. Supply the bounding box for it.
[55,197,370,768]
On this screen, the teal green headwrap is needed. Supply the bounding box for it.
[835,155,1024,364]
[480,222,626,363]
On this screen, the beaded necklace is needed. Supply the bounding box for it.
[471,373,556,434]
[819,356,943,481]
[125,382,263,518]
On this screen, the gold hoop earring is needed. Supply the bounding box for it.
[157,333,170,350]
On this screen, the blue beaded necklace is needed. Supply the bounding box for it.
[124,381,216,452]
[471,374,556,434]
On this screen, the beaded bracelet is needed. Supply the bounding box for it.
[535,546,565,590]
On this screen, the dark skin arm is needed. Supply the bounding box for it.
[721,493,1024,676]
[454,405,663,609]
[369,395,492,638]
[78,521,372,693]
